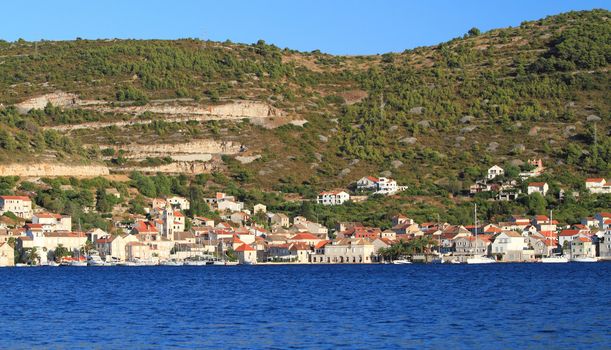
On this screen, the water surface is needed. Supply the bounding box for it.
[0,264,609,349]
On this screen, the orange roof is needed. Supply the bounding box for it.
[575,237,590,243]
[289,242,310,251]
[585,178,605,183]
[366,176,379,182]
[559,230,580,236]
[132,221,158,234]
[290,232,318,240]
[529,182,547,187]
[0,195,31,201]
[232,235,246,245]
[235,243,255,252]
[173,211,184,217]
[314,240,331,249]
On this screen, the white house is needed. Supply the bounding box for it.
[167,196,190,210]
[317,191,350,206]
[600,230,611,260]
[217,200,244,213]
[487,165,504,180]
[519,159,545,179]
[356,176,379,190]
[32,213,72,232]
[527,182,549,196]
[585,178,611,194]
[491,231,527,256]
[253,203,267,214]
[0,195,33,219]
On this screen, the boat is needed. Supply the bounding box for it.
[571,257,598,263]
[117,261,137,267]
[467,256,496,264]
[47,261,60,267]
[88,252,111,266]
[466,204,496,265]
[69,260,88,267]
[392,259,412,264]
[541,210,568,264]
[212,260,238,266]
[541,255,569,263]
[160,259,183,266]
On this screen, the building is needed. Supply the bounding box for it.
[253,203,267,214]
[235,244,257,264]
[312,238,374,263]
[167,196,190,210]
[356,176,379,190]
[519,159,544,179]
[0,242,15,267]
[0,196,33,219]
[270,213,290,228]
[570,237,595,259]
[454,236,492,261]
[32,213,72,232]
[96,234,138,261]
[487,165,504,180]
[585,178,611,194]
[317,191,350,205]
[491,231,527,260]
[527,182,549,196]
[600,230,611,260]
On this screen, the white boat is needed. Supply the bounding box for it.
[47,261,60,267]
[571,257,598,263]
[160,260,183,266]
[69,261,88,267]
[466,256,496,264]
[213,260,238,266]
[88,254,111,266]
[541,255,569,263]
[184,260,207,266]
[117,261,137,267]
[392,259,412,264]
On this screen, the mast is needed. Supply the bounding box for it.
[474,203,478,256]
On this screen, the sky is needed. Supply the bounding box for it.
[1,0,608,55]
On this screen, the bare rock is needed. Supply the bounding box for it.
[486,142,499,152]
[391,160,403,169]
[510,159,524,166]
[349,159,360,166]
[460,126,477,133]
[318,135,328,142]
[587,115,601,122]
[528,126,539,136]
[400,137,417,144]
[512,144,526,154]
[417,120,430,128]
[460,115,475,124]
[409,106,425,115]
[380,170,392,177]
[339,168,351,177]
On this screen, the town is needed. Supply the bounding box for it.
[0,170,609,267]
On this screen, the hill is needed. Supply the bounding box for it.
[0,9,609,227]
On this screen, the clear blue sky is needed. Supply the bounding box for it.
[1,0,608,55]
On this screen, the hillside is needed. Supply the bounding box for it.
[0,9,609,225]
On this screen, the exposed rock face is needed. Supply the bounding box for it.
[120,161,216,174]
[15,91,80,113]
[0,163,109,177]
[100,140,241,160]
[94,100,284,118]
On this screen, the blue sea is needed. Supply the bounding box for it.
[0,264,609,349]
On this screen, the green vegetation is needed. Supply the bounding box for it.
[0,10,608,227]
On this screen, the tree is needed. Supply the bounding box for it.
[527,192,547,214]
[53,244,71,261]
[468,27,481,37]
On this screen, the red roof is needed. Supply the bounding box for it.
[173,211,184,217]
[314,240,331,249]
[585,178,605,183]
[575,237,590,243]
[366,176,379,182]
[0,195,31,201]
[235,243,255,252]
[290,232,318,240]
[132,221,158,234]
[289,242,310,251]
[529,182,547,187]
[559,230,580,236]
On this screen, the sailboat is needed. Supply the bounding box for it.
[467,204,496,264]
[541,210,568,263]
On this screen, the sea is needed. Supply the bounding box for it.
[0,263,609,349]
